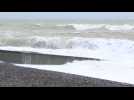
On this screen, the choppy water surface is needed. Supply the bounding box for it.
[0,20,134,61]
[1,20,134,84]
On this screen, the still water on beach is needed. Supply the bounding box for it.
[1,19,134,84]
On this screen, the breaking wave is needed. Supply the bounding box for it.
[0,36,134,54]
[56,24,134,31]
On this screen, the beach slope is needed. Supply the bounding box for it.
[0,63,133,87]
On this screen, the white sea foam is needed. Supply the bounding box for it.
[1,36,134,51]
[56,24,105,31]
[57,24,134,31]
[1,37,134,84]
[15,60,134,84]
[0,37,134,61]
[105,24,134,31]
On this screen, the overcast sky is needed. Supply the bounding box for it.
[0,12,134,20]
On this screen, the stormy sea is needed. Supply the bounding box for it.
[0,19,134,84]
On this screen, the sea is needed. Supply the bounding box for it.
[1,19,134,84]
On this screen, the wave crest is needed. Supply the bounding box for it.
[56,24,134,31]
[1,36,134,54]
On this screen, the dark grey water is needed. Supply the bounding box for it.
[0,50,101,65]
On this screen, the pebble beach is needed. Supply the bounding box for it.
[0,63,133,87]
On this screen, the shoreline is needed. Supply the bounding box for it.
[0,62,133,87]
